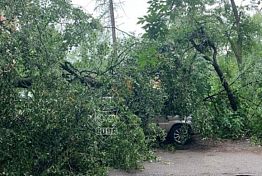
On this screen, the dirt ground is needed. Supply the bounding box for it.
[109,137,262,176]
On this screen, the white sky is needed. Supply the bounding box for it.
[71,0,148,35]
[71,0,259,35]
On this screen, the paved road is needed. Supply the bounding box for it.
[109,139,262,176]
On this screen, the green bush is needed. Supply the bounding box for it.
[193,102,245,139]
[247,108,262,144]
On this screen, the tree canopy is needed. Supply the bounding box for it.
[1,0,262,174]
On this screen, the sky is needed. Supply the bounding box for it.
[71,0,260,35]
[71,0,149,35]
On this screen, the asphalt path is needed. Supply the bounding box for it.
[109,138,262,176]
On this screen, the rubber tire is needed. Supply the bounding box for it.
[168,124,192,147]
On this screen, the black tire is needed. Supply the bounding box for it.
[168,124,192,146]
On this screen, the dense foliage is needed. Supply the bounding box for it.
[0,0,262,175]
[0,0,160,175]
[139,0,262,140]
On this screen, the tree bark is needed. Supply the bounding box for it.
[190,31,238,111]
[211,42,238,111]
[13,62,102,89]
[229,0,243,70]
[109,0,117,56]
[212,58,238,111]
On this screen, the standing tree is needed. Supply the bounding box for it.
[139,0,262,111]
[139,0,262,138]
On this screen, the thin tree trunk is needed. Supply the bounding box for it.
[211,44,238,111]
[229,0,243,71]
[190,35,238,111]
[212,58,238,111]
[109,0,117,56]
